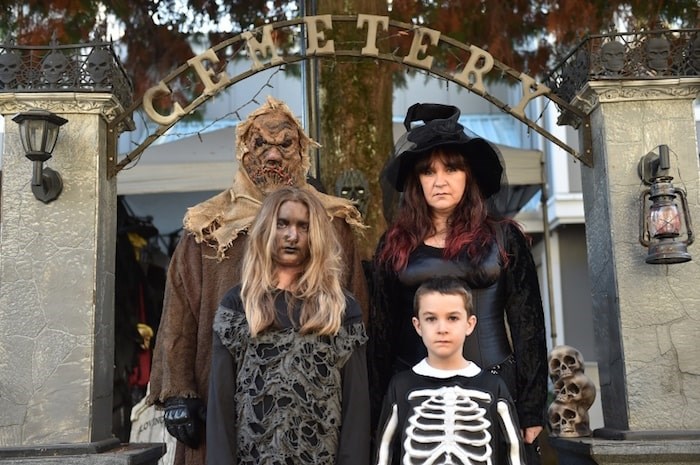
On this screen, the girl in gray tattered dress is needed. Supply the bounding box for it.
[206,187,370,465]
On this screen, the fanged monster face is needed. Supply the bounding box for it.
[646,37,670,72]
[335,169,369,218]
[241,112,305,194]
[600,41,625,73]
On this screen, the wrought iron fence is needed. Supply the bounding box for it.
[0,38,132,107]
[546,29,700,121]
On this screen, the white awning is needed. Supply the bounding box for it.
[117,126,238,195]
[499,144,544,186]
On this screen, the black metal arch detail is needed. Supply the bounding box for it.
[108,15,588,176]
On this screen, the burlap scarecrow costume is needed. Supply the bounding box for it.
[147,97,368,465]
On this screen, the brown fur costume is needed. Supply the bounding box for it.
[147,97,368,465]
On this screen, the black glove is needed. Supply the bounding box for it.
[163,397,206,449]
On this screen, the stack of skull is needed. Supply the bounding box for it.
[547,345,596,437]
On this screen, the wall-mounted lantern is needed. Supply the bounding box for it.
[638,144,694,264]
[12,109,68,203]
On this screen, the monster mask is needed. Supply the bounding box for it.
[239,105,309,195]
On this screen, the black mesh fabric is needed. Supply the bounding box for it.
[214,302,367,465]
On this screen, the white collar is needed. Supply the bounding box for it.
[412,358,482,378]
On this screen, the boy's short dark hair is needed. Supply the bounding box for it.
[413,277,473,317]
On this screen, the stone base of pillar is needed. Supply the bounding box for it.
[550,430,700,465]
[0,439,165,465]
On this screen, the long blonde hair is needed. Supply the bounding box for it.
[241,187,346,336]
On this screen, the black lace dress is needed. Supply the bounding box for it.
[207,285,370,465]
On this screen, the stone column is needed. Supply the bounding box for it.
[552,79,700,462]
[0,36,165,465]
[0,92,163,464]
[578,78,700,432]
[0,93,118,445]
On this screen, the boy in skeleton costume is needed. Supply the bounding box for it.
[147,97,367,465]
[207,187,370,465]
[376,277,524,465]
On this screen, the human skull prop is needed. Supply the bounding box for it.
[86,48,113,85]
[554,372,596,409]
[0,51,21,87]
[548,401,591,438]
[41,51,70,85]
[548,345,585,382]
[335,169,369,218]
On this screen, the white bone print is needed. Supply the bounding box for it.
[377,404,399,465]
[403,386,493,465]
[497,400,523,465]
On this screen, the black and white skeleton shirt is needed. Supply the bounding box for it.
[207,285,370,465]
[375,359,525,465]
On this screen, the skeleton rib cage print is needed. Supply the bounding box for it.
[377,382,523,465]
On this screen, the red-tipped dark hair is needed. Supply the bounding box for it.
[378,150,513,272]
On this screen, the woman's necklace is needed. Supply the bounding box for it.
[425,228,448,248]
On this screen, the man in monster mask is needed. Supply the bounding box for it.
[147,96,368,465]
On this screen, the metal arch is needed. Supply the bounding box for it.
[108,14,586,177]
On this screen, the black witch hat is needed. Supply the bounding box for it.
[382,103,504,198]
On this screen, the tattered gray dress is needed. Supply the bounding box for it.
[207,285,370,465]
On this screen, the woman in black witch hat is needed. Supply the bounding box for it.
[369,103,547,464]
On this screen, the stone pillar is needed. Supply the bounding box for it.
[0,37,164,464]
[578,78,700,432]
[551,78,700,462]
[0,92,163,463]
[0,93,117,445]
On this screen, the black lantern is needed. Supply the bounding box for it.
[638,144,694,264]
[12,109,68,203]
